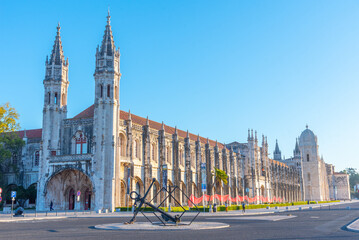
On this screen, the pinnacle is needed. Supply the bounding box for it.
[49,23,65,65]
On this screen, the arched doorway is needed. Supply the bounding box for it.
[69,188,75,210]
[120,181,126,207]
[45,168,94,210]
[84,188,92,210]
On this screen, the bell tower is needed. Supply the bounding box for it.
[92,12,121,211]
[37,24,69,210]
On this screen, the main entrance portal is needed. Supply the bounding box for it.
[45,168,94,210]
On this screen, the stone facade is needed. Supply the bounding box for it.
[2,14,350,211]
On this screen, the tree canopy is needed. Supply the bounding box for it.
[0,102,20,133]
[212,167,228,185]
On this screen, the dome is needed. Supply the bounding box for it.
[299,127,317,146]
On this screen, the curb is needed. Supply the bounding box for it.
[0,216,67,223]
[346,218,359,233]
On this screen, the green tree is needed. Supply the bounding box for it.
[211,167,228,204]
[340,168,359,199]
[0,103,22,207]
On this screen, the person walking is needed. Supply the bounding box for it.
[242,202,246,213]
[50,201,54,211]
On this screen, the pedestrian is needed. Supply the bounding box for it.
[225,202,228,212]
[242,202,246,213]
[50,201,54,211]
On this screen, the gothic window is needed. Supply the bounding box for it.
[12,153,18,165]
[107,85,111,98]
[120,134,126,157]
[179,150,184,166]
[191,153,195,168]
[307,173,311,181]
[307,154,309,162]
[166,146,171,163]
[34,151,39,166]
[100,84,103,98]
[48,92,51,104]
[134,140,139,158]
[54,92,58,104]
[152,143,157,162]
[62,93,66,105]
[75,133,87,154]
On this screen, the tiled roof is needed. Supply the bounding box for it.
[72,104,226,149]
[15,129,42,139]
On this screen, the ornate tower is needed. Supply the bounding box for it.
[92,12,121,211]
[37,24,69,210]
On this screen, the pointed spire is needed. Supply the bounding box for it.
[128,109,131,120]
[251,129,253,139]
[273,139,282,160]
[197,134,200,142]
[248,129,250,140]
[207,137,209,144]
[255,130,257,142]
[23,129,27,138]
[174,126,177,134]
[100,11,116,56]
[49,23,65,65]
[186,130,189,138]
[215,140,218,147]
[306,124,308,129]
[146,116,149,126]
[161,121,164,131]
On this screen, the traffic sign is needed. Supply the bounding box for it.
[11,191,16,198]
[77,191,81,197]
[0,187,2,194]
[245,188,249,193]
[0,196,2,202]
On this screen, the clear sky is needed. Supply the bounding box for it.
[1,0,358,171]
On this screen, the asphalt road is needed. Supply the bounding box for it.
[1,202,359,240]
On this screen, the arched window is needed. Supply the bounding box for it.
[100,84,103,98]
[307,154,310,162]
[120,134,126,157]
[75,133,87,154]
[134,140,138,158]
[136,182,140,195]
[191,153,195,168]
[54,92,58,104]
[62,93,66,105]
[152,143,157,162]
[179,150,184,166]
[48,92,51,104]
[166,146,171,163]
[153,184,158,205]
[13,153,18,165]
[107,85,110,97]
[34,151,39,166]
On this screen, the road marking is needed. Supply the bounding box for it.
[310,216,319,219]
[207,215,297,221]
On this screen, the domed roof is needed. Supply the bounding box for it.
[299,125,317,145]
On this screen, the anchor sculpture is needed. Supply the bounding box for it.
[125,178,200,226]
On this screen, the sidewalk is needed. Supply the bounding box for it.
[0,200,356,223]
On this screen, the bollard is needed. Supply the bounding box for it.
[35,209,37,217]
[56,211,58,216]
[65,210,67,216]
[46,211,48,216]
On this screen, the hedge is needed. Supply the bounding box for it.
[116,200,340,213]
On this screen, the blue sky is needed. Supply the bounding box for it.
[1,0,359,171]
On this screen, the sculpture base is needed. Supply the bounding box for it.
[95,221,229,231]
